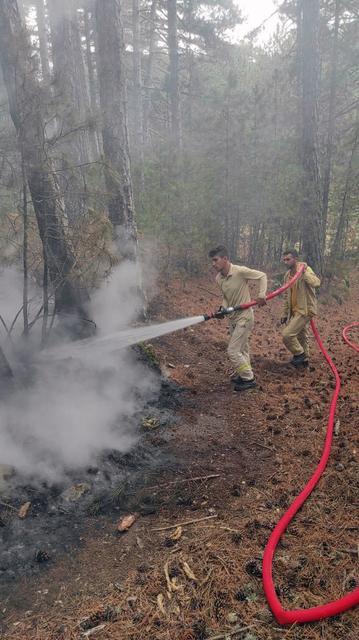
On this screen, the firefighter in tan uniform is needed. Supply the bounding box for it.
[209,246,267,391]
[281,249,321,366]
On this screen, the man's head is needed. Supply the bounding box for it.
[282,249,299,269]
[209,245,230,275]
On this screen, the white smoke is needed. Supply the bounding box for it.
[0,267,41,336]
[0,263,159,482]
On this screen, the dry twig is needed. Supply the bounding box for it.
[152,515,217,531]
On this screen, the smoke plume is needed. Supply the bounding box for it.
[0,263,159,482]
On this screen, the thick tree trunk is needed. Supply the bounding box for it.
[82,4,101,158]
[47,0,93,222]
[35,0,51,85]
[132,0,145,188]
[300,0,323,274]
[143,0,157,144]
[95,0,137,259]
[167,0,181,149]
[0,0,93,334]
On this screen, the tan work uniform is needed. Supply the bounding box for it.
[282,263,320,357]
[216,264,267,380]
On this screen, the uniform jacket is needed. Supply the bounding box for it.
[282,263,320,318]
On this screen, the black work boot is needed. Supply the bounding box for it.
[234,378,257,391]
[290,353,309,367]
[231,375,243,385]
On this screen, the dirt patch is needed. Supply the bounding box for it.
[1,273,358,639]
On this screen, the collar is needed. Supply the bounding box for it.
[220,263,234,279]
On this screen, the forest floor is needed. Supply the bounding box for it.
[1,270,359,640]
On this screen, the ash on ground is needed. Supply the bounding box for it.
[0,377,184,602]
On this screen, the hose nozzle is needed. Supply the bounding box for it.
[204,306,236,321]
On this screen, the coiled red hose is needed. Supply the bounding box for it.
[342,321,359,353]
[243,267,359,624]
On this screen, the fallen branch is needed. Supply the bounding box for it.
[0,500,17,512]
[152,515,217,531]
[250,440,275,451]
[147,474,221,490]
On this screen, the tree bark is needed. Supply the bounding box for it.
[132,0,145,188]
[143,0,157,144]
[95,0,138,259]
[82,3,101,158]
[331,121,359,259]
[167,0,181,149]
[83,4,98,115]
[300,0,323,274]
[0,344,13,385]
[322,0,340,236]
[0,0,93,334]
[47,0,93,222]
[35,0,51,85]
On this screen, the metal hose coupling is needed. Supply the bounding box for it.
[203,306,235,321]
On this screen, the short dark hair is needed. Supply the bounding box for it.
[208,245,229,259]
[283,249,299,258]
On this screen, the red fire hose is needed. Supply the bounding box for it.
[241,266,359,624]
[342,321,359,353]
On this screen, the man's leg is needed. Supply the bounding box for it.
[227,315,254,381]
[282,314,310,361]
[298,322,310,357]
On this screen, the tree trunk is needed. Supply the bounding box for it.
[95,0,138,259]
[300,0,323,274]
[17,0,25,21]
[223,92,230,251]
[0,344,13,386]
[83,5,98,114]
[167,0,181,150]
[331,121,359,259]
[35,0,51,85]
[143,0,157,144]
[322,0,340,237]
[132,0,145,188]
[0,0,93,334]
[82,4,101,158]
[47,0,92,222]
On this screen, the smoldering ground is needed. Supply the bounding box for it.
[0,262,184,592]
[0,261,161,482]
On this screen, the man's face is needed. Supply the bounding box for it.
[283,253,296,268]
[212,254,229,273]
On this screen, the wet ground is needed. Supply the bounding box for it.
[0,376,183,596]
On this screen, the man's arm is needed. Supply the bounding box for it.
[240,266,267,300]
[281,294,290,322]
[302,265,321,288]
[281,272,290,322]
[215,274,228,308]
